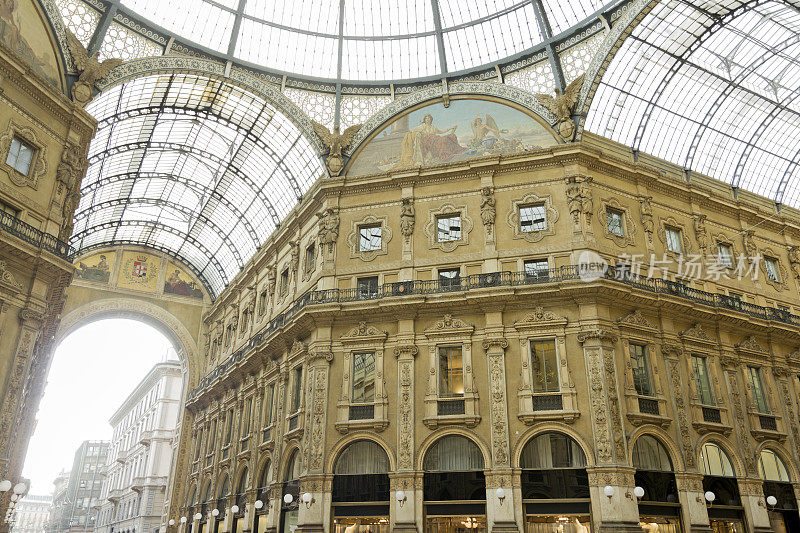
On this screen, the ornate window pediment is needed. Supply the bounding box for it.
[658,217,692,257]
[599,197,636,247]
[616,309,658,332]
[759,248,788,291]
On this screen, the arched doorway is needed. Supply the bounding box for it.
[231,468,248,533]
[632,435,680,532]
[253,461,271,533]
[279,450,301,533]
[213,475,229,533]
[331,440,390,533]
[422,435,486,533]
[758,449,799,532]
[519,432,591,531]
[698,442,745,532]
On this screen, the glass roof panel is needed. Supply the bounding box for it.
[72,73,324,297]
[585,0,800,208]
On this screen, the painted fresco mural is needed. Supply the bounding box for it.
[75,251,114,282]
[165,263,203,299]
[0,0,61,87]
[348,98,558,176]
[118,251,160,292]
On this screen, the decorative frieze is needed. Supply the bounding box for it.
[483,338,510,466]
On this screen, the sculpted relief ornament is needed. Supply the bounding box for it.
[693,215,708,250]
[310,121,362,176]
[639,196,654,242]
[480,187,496,237]
[565,176,593,226]
[788,245,800,279]
[316,208,340,256]
[65,30,123,106]
[535,74,585,141]
[399,198,415,242]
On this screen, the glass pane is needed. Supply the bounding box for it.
[438,346,464,397]
[352,352,376,403]
[632,435,673,472]
[765,258,780,281]
[423,435,484,471]
[291,367,303,412]
[525,515,592,533]
[520,204,546,232]
[425,516,486,533]
[437,215,462,241]
[531,340,558,393]
[748,367,769,413]
[692,356,714,405]
[758,449,790,482]
[520,432,587,469]
[699,442,735,477]
[333,517,389,533]
[359,225,382,251]
[717,244,733,267]
[334,440,389,474]
[606,209,624,236]
[666,228,682,253]
[630,343,653,396]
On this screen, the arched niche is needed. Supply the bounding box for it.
[331,440,390,505]
[698,441,742,509]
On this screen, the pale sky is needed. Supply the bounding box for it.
[22,319,178,496]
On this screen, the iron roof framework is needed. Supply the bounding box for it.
[585,0,800,207]
[71,73,323,296]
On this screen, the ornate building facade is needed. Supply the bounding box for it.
[175,134,800,533]
[95,361,183,533]
[10,494,51,533]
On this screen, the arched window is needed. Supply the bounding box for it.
[699,442,735,477]
[632,435,673,472]
[217,475,229,499]
[235,469,248,494]
[284,450,301,482]
[186,485,197,508]
[758,449,790,482]
[258,461,271,491]
[423,435,484,471]
[334,440,390,474]
[520,432,587,469]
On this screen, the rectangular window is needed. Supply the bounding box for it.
[242,398,252,436]
[692,355,714,405]
[748,366,769,413]
[357,276,379,298]
[436,214,462,242]
[630,343,653,396]
[264,384,275,426]
[438,346,464,398]
[193,428,203,460]
[280,269,289,295]
[606,208,625,236]
[305,244,316,273]
[224,409,233,446]
[524,259,549,280]
[530,339,559,393]
[717,243,733,268]
[208,419,217,450]
[765,257,780,281]
[358,224,382,251]
[6,137,34,175]
[438,267,460,289]
[665,226,683,253]
[291,367,303,413]
[352,352,376,403]
[258,291,267,315]
[519,204,546,232]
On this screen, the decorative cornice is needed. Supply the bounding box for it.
[679,323,714,344]
[423,314,474,336]
[735,336,766,354]
[513,306,567,328]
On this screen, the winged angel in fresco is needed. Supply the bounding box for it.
[65,30,123,105]
[535,74,585,141]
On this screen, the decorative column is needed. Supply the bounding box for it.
[265,365,289,533]
[578,328,641,532]
[392,344,418,533]
[296,348,333,533]
[482,337,516,532]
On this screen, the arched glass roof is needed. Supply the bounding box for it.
[585,0,800,206]
[71,73,323,296]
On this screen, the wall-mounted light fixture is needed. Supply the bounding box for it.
[301,493,315,509]
[395,490,406,508]
[495,488,506,505]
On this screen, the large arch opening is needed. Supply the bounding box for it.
[422,434,486,533]
[519,432,591,530]
[631,435,680,531]
[331,440,390,533]
[698,441,745,530]
[22,318,183,533]
[758,448,799,531]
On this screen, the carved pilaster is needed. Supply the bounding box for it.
[483,338,510,466]
[667,357,696,469]
[579,327,619,465]
[394,344,417,470]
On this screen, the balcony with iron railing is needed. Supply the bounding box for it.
[0,211,75,260]
[189,265,800,402]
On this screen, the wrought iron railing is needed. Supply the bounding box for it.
[437,398,466,416]
[638,397,660,415]
[0,211,75,260]
[189,264,800,401]
[702,406,722,424]
[348,404,374,420]
[532,394,563,411]
[759,414,777,431]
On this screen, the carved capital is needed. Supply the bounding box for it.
[577,328,618,344]
[393,345,418,359]
[307,349,333,365]
[18,306,45,325]
[482,338,508,351]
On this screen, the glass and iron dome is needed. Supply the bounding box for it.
[72,73,323,296]
[59,0,617,82]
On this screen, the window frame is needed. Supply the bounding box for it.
[519,203,547,233]
[747,366,769,414]
[5,135,35,176]
[716,243,734,268]
[665,226,683,254]
[529,338,560,393]
[351,351,376,403]
[691,354,715,406]
[629,342,654,397]
[437,345,465,399]
[606,207,625,237]
[436,214,462,242]
[358,224,383,252]
[764,256,780,282]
